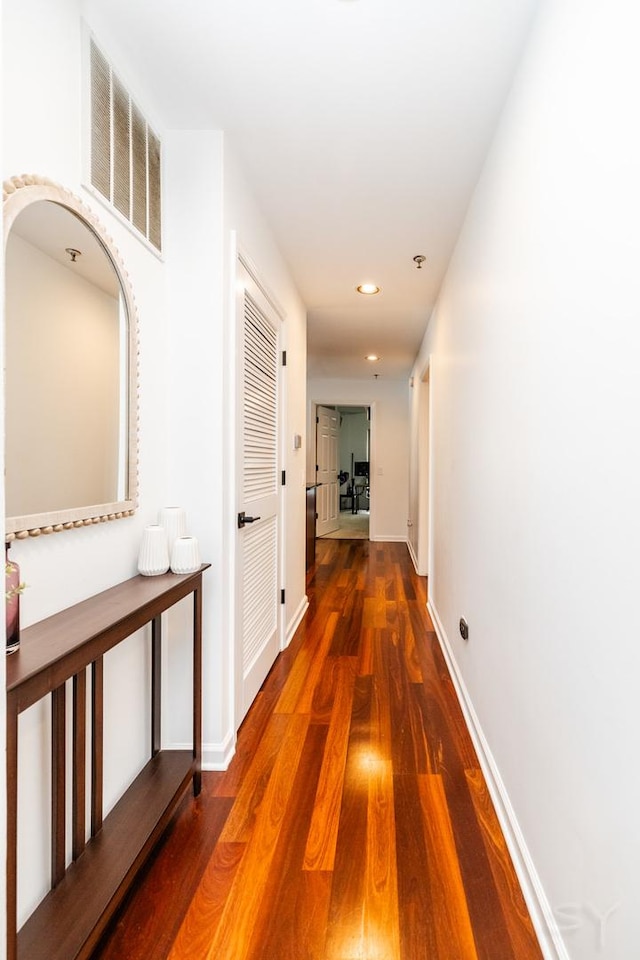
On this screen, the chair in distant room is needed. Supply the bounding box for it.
[338,471,352,511]
[352,461,370,513]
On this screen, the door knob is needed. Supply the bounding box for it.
[238,511,261,529]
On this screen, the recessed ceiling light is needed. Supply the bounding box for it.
[365,354,381,361]
[356,283,380,295]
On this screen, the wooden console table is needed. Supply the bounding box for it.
[5,564,209,960]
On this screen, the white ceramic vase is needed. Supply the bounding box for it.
[138,525,170,576]
[170,536,201,575]
[158,506,187,558]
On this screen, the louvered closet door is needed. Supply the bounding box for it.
[236,263,282,723]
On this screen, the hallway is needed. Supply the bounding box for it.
[93,539,542,960]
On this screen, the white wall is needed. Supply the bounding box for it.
[308,377,409,541]
[3,0,169,924]
[2,0,307,929]
[410,1,640,957]
[407,364,430,575]
[223,144,308,655]
[408,377,420,566]
[160,132,308,761]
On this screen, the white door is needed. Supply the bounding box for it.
[236,261,282,722]
[316,405,339,537]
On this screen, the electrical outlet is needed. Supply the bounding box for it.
[459,618,469,641]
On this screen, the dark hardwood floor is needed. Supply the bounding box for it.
[91,538,542,960]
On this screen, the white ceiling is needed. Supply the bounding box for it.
[85,0,539,380]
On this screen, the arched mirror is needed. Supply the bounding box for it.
[3,175,138,540]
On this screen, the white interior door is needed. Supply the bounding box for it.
[236,261,282,722]
[316,405,339,536]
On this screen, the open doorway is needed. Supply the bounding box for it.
[316,405,370,540]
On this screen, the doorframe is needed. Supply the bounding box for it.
[231,244,287,734]
[415,355,433,585]
[310,398,376,540]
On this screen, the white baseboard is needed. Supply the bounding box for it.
[370,534,408,543]
[285,594,309,647]
[201,728,236,771]
[407,538,419,572]
[427,599,569,960]
[164,737,235,771]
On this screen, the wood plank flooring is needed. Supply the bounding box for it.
[91,539,542,960]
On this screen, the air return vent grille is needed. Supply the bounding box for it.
[90,38,162,252]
